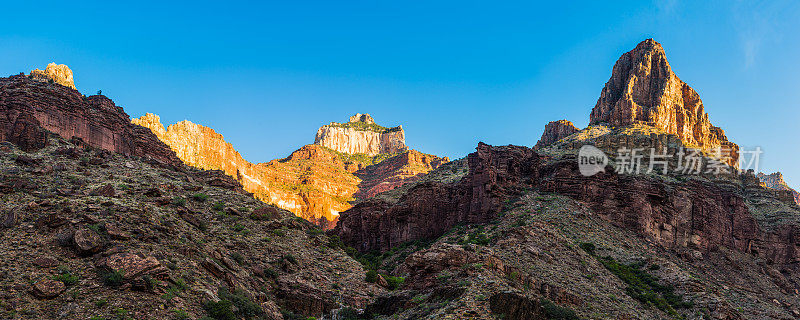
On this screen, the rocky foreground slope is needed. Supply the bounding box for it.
[0,136,385,320]
[133,113,447,229]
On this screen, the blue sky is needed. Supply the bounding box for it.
[1,1,799,187]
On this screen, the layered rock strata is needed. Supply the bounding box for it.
[0,74,180,166]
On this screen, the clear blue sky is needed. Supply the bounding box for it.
[1,1,799,187]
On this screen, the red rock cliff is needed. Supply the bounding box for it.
[0,74,180,166]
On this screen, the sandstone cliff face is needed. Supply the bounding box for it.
[589,39,738,165]
[133,113,446,229]
[0,74,180,166]
[29,63,76,90]
[534,120,579,149]
[314,114,407,155]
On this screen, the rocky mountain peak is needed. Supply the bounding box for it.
[588,39,738,164]
[349,113,375,124]
[29,63,76,89]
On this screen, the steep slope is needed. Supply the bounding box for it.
[0,132,382,320]
[133,113,448,229]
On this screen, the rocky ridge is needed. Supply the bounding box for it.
[534,120,579,149]
[330,39,800,319]
[0,73,181,166]
[758,172,800,206]
[133,113,447,229]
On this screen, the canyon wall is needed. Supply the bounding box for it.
[133,113,446,229]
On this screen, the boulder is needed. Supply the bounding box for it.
[90,184,115,197]
[31,279,66,299]
[73,228,103,254]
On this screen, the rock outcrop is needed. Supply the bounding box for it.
[0,74,181,166]
[336,143,800,267]
[335,143,538,252]
[534,120,579,149]
[758,172,800,206]
[314,114,407,155]
[29,63,76,90]
[588,39,738,165]
[133,113,446,229]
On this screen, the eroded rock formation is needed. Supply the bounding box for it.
[314,114,407,155]
[133,113,446,229]
[588,39,738,165]
[29,63,76,89]
[0,74,180,166]
[534,120,579,149]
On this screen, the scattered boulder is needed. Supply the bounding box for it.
[73,228,104,254]
[31,279,66,299]
[1,208,19,228]
[97,252,168,281]
[105,224,131,240]
[33,256,59,268]
[90,184,115,197]
[489,291,545,320]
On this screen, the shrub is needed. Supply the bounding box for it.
[230,252,245,265]
[365,270,378,283]
[203,299,235,320]
[192,193,209,202]
[382,274,405,290]
[579,242,596,255]
[94,298,108,308]
[212,202,225,211]
[215,287,262,319]
[283,254,297,265]
[102,270,125,287]
[53,267,79,286]
[540,299,579,320]
[598,256,691,315]
[172,196,186,207]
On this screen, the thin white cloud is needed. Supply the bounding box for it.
[731,0,797,68]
